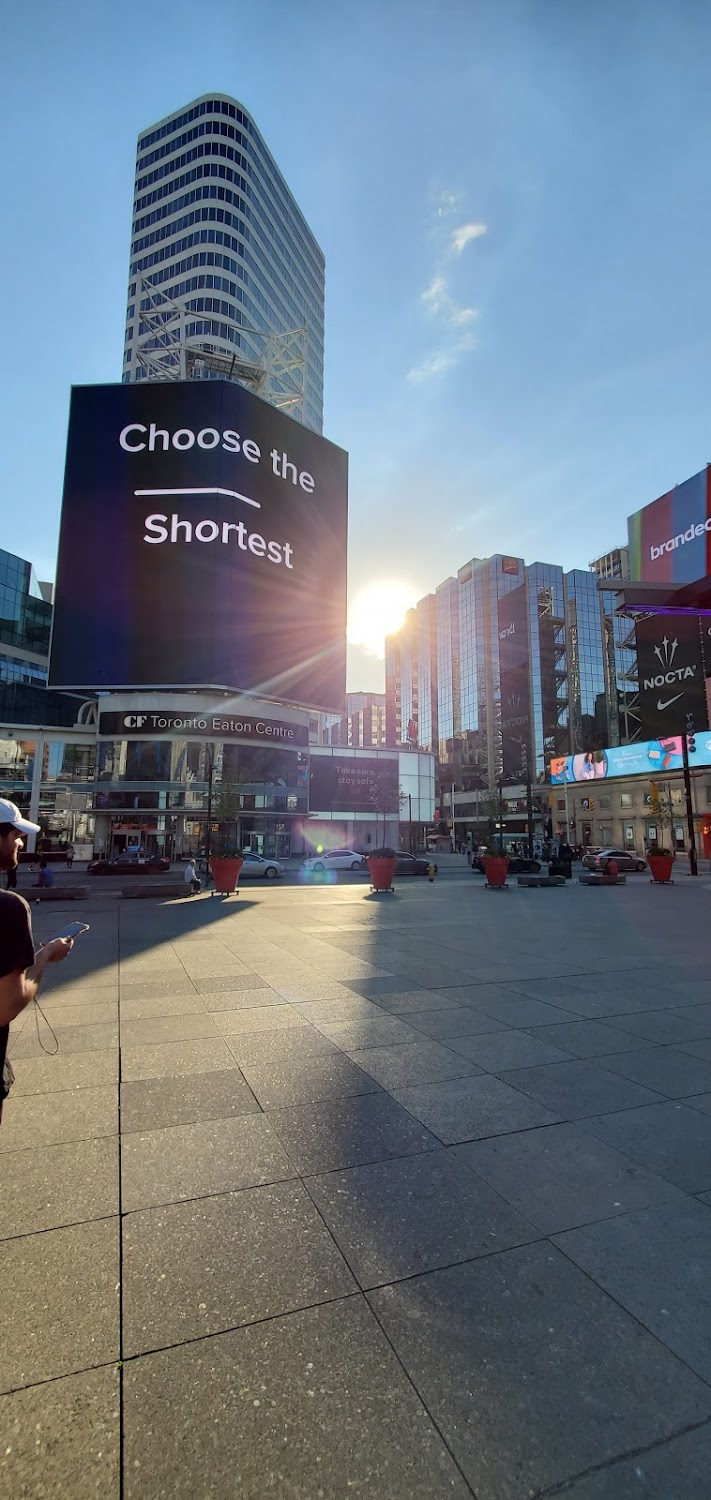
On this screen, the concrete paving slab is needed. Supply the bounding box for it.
[9,1049,118,1095]
[0,1137,119,1237]
[123,1179,356,1355]
[403,1006,509,1040]
[501,1059,665,1119]
[0,1365,120,1499]
[0,1219,119,1391]
[0,1084,117,1151]
[40,1002,118,1028]
[10,1022,118,1057]
[368,1244,711,1500]
[525,1017,660,1055]
[596,1045,711,1097]
[455,1121,682,1234]
[600,1008,711,1044]
[582,1100,711,1192]
[307,1148,539,1287]
[120,1036,238,1081]
[392,1072,561,1144]
[347,1039,479,1090]
[119,1012,218,1046]
[224,1025,339,1067]
[556,1197,711,1382]
[200,986,286,1011]
[237,1050,381,1109]
[123,1297,471,1500]
[210,1003,309,1035]
[120,1069,260,1133]
[121,1113,295,1212]
[677,1034,711,1061]
[552,1423,711,1498]
[447,1027,571,1071]
[473,995,577,1027]
[268,1091,440,1175]
[364,988,464,1014]
[116,991,209,1018]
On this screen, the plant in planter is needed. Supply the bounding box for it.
[646,843,675,885]
[209,778,245,893]
[367,845,398,892]
[480,844,510,888]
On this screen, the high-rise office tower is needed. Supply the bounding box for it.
[123,94,325,432]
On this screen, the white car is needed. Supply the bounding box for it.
[239,853,285,880]
[302,848,366,872]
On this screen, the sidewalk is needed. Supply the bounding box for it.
[3,875,711,1496]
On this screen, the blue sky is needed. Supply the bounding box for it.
[3,0,711,691]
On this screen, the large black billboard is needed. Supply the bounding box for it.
[636,614,708,737]
[309,756,399,814]
[498,584,532,777]
[49,382,348,710]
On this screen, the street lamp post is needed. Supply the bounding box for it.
[498,779,505,854]
[204,745,215,882]
[521,743,534,860]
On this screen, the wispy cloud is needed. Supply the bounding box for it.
[407,331,476,383]
[452,221,487,253]
[436,189,460,217]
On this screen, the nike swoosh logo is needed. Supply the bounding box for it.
[657,693,683,711]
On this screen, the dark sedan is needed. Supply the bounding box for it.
[471,854,541,875]
[88,854,171,875]
[395,853,439,876]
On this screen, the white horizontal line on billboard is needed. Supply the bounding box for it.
[134,486,261,509]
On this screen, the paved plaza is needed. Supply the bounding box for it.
[3,864,711,1496]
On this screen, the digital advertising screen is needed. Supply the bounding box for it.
[49,381,349,710]
[309,755,399,814]
[550,732,711,784]
[628,466,711,585]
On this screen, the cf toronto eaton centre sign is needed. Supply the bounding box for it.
[49,381,349,711]
[97,709,309,747]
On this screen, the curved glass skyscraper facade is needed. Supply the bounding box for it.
[123,94,325,433]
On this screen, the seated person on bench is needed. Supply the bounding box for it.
[31,859,54,889]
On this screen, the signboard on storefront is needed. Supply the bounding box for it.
[97,708,310,746]
[49,381,348,709]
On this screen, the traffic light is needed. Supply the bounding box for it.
[686,713,696,755]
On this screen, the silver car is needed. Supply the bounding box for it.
[302,848,365,872]
[582,847,647,873]
[239,853,285,880]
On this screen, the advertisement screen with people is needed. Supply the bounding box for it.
[49,381,349,710]
[550,733,711,784]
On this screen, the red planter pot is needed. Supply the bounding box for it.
[483,856,509,888]
[209,857,244,894]
[367,856,397,891]
[648,854,674,884]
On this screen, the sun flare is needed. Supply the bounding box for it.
[348,583,418,658]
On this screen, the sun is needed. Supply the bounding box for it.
[348,582,418,658]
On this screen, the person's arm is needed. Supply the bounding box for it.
[0,937,73,1026]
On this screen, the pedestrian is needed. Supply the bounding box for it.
[0,800,74,1123]
[65,843,75,869]
[5,864,17,890]
[184,856,201,895]
[31,859,54,889]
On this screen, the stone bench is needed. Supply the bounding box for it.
[517,874,567,888]
[26,885,89,900]
[121,883,187,900]
[578,872,627,886]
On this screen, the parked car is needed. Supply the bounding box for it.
[301,848,366,872]
[582,847,647,873]
[88,854,171,875]
[471,854,541,875]
[394,852,438,876]
[238,852,285,880]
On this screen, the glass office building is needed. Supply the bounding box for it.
[527,563,569,780]
[124,94,325,433]
[435,578,460,764]
[416,594,438,753]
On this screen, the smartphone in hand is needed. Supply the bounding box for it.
[54,921,90,940]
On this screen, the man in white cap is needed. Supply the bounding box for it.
[0,799,74,1122]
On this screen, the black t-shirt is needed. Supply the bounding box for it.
[0,890,36,1086]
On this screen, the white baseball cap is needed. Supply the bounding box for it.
[0,798,41,836]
